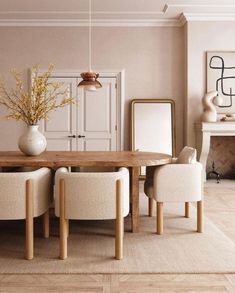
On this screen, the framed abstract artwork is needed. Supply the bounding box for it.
[207,51,235,114]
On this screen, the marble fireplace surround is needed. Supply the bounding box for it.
[195,122,235,181]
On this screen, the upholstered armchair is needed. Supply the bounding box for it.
[144,147,203,234]
[0,167,53,259]
[55,167,129,260]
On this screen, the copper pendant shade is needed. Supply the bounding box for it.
[77,0,102,91]
[78,72,102,91]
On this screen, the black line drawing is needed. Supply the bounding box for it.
[209,55,235,108]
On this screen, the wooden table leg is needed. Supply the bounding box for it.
[131,167,140,233]
[129,167,132,215]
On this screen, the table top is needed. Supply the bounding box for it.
[0,151,172,168]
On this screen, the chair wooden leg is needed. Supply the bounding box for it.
[59,179,67,260]
[116,179,124,260]
[197,200,203,233]
[148,198,155,217]
[43,209,50,238]
[25,179,34,260]
[66,219,69,238]
[185,202,190,218]
[156,202,163,235]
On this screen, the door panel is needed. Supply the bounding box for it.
[46,138,73,151]
[83,139,111,151]
[84,86,110,132]
[40,77,77,151]
[77,77,117,151]
[45,106,72,132]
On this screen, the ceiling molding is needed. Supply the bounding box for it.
[183,13,235,22]
[0,7,179,27]
[0,10,165,15]
[1,4,235,27]
[0,18,181,27]
[2,14,235,27]
[166,4,235,9]
[166,4,235,21]
[179,14,187,26]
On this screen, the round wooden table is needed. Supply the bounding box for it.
[0,151,172,232]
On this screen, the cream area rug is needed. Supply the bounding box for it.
[0,189,235,274]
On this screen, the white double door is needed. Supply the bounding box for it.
[40,77,117,151]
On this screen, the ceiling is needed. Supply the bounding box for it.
[1,0,235,26]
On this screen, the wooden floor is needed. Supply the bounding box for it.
[0,182,235,293]
[0,274,235,293]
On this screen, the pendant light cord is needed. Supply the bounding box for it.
[89,0,92,72]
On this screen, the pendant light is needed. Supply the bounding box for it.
[78,0,102,91]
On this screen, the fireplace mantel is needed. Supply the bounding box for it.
[195,122,235,181]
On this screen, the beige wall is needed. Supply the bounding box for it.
[1,23,235,153]
[186,21,235,146]
[0,26,184,152]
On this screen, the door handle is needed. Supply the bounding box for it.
[68,135,76,138]
[78,135,85,138]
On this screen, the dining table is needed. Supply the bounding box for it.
[0,151,172,232]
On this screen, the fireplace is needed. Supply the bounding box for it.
[207,136,235,179]
[195,122,235,182]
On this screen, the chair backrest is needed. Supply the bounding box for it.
[176,146,197,164]
[146,146,197,182]
[55,167,129,220]
[0,168,52,220]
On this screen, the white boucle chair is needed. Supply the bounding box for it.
[55,167,129,260]
[0,167,53,260]
[144,147,203,235]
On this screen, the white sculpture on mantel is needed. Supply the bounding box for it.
[201,91,223,122]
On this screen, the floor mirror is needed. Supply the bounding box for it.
[130,99,176,177]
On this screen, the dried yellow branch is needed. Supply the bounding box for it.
[0,64,74,125]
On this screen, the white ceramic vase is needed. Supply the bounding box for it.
[18,125,47,156]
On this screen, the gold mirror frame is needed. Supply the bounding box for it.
[130,99,176,158]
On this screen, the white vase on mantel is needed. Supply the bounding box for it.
[201,91,219,122]
[18,125,47,156]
